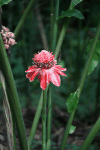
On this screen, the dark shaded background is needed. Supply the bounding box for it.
[0,0,100,149]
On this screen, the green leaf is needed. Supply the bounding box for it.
[0,0,11,7]
[66,90,79,113]
[58,9,84,20]
[87,39,100,75]
[69,125,76,134]
[71,0,83,9]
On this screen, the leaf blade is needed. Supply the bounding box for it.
[58,9,84,20]
[66,90,79,113]
[71,0,83,8]
[69,125,76,134]
[0,0,11,7]
[87,39,100,75]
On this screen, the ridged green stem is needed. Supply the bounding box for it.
[0,69,17,150]
[0,33,28,150]
[14,0,36,38]
[60,19,100,150]
[42,89,47,150]
[80,117,100,150]
[6,86,17,150]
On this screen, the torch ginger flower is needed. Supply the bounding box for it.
[25,50,67,90]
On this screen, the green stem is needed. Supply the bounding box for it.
[42,89,47,150]
[52,0,59,53]
[60,110,75,150]
[80,117,100,150]
[14,0,36,38]
[60,19,100,150]
[0,69,17,150]
[28,91,43,149]
[77,19,100,98]
[54,2,73,59]
[6,88,17,150]
[55,18,70,60]
[50,0,54,51]
[0,33,28,150]
[47,84,53,150]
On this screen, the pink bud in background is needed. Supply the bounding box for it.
[1,25,17,55]
[2,26,9,32]
[4,39,8,44]
[9,32,15,38]
[5,44,9,49]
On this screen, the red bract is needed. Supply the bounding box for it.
[25,50,67,90]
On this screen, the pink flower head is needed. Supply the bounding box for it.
[25,50,67,90]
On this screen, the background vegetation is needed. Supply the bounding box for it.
[0,0,100,149]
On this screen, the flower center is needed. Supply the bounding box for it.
[32,50,56,69]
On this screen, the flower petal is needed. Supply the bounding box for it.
[26,72,34,78]
[25,66,36,73]
[30,70,39,82]
[53,67,67,76]
[54,65,67,71]
[49,71,60,86]
[45,70,50,84]
[39,70,47,90]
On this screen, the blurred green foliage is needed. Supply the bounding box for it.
[0,0,100,135]
[0,0,100,120]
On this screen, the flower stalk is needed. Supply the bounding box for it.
[47,84,53,150]
[42,89,47,150]
[28,91,43,149]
